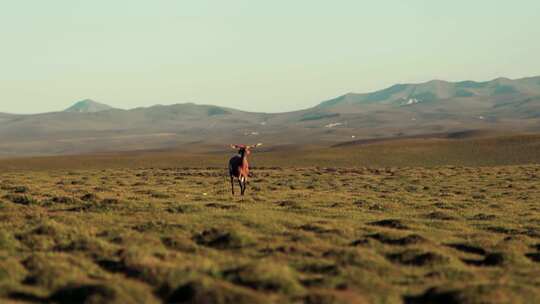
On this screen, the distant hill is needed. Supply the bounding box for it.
[64,99,116,113]
[318,76,540,108]
[0,76,539,157]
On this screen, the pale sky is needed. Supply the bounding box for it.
[1,0,539,114]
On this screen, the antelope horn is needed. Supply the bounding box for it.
[231,144,247,149]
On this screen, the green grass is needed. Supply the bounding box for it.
[0,164,539,303]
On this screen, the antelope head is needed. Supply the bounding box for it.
[230,143,262,155]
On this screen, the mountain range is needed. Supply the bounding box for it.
[0,76,539,157]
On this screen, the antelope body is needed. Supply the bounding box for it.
[228,143,261,196]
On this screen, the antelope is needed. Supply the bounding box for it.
[229,143,262,196]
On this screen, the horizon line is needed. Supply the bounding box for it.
[2,74,538,116]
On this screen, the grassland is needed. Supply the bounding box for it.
[1,133,540,171]
[0,160,539,303]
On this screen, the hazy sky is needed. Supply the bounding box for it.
[1,1,539,114]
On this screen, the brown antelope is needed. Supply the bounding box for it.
[229,143,262,196]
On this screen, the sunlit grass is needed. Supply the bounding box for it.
[0,165,539,303]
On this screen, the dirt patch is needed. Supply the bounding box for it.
[205,203,238,210]
[462,252,507,267]
[362,233,428,246]
[369,219,409,230]
[3,194,39,205]
[387,250,449,266]
[194,228,255,249]
[424,211,457,220]
[471,213,497,221]
[446,243,487,255]
[299,223,341,234]
[526,253,540,263]
[167,278,267,304]
[405,284,540,304]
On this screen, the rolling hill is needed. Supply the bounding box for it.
[0,76,539,157]
[64,99,116,113]
[318,76,540,108]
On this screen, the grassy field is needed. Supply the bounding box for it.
[1,133,540,171]
[0,162,539,303]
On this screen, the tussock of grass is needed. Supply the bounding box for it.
[405,284,540,304]
[167,277,268,304]
[2,194,39,206]
[0,165,539,302]
[386,249,451,267]
[51,196,80,205]
[0,256,27,284]
[224,261,305,295]
[194,228,255,250]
